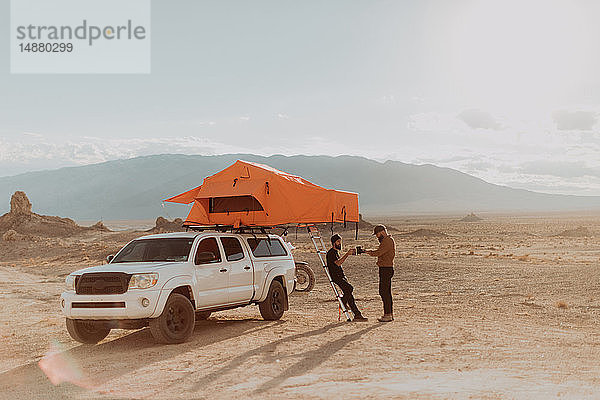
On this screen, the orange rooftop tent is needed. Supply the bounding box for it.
[165,160,359,228]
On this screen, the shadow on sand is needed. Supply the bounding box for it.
[181,322,381,395]
[0,318,283,400]
[253,324,381,394]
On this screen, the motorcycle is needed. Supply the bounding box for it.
[294,261,315,292]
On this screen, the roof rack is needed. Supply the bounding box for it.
[182,221,359,239]
[183,224,281,235]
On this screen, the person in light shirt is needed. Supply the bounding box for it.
[365,225,396,322]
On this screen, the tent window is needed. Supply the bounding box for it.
[209,196,264,213]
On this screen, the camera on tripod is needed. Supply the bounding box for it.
[355,246,366,255]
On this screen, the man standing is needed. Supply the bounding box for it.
[326,234,368,321]
[365,225,396,322]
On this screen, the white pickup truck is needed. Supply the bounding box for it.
[61,231,296,344]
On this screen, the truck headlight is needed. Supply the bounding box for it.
[65,275,76,291]
[128,273,159,289]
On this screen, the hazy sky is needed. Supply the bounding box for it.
[2,0,600,195]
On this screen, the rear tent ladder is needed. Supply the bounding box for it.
[306,224,352,322]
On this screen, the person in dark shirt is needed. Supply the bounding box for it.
[326,234,367,321]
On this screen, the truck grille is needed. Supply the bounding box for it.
[72,302,126,308]
[75,273,131,295]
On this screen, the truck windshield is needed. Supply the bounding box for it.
[112,238,194,263]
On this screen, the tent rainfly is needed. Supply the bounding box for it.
[165,160,359,228]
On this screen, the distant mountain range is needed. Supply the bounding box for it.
[1,154,599,220]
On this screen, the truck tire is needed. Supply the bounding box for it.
[259,280,286,320]
[66,318,111,344]
[149,293,195,344]
[295,262,315,292]
[195,311,211,320]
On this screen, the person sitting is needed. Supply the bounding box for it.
[326,234,367,321]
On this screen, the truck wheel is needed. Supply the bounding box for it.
[66,318,111,344]
[259,280,286,320]
[195,311,211,320]
[295,262,315,292]
[149,293,195,344]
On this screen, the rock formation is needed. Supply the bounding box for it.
[147,216,186,233]
[460,213,483,222]
[10,191,32,215]
[0,191,109,239]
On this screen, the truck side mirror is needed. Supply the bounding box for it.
[106,254,114,263]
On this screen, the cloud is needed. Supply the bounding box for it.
[497,164,517,173]
[457,109,501,130]
[519,160,600,178]
[22,132,44,138]
[415,155,474,164]
[5,113,600,196]
[407,112,465,132]
[0,134,385,177]
[381,94,396,104]
[0,136,243,171]
[552,110,597,131]
[463,160,494,172]
[503,180,596,194]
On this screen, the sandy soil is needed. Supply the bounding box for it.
[2,214,600,399]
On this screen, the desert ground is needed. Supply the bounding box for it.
[2,212,600,399]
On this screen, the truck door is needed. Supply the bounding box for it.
[193,237,229,308]
[220,236,254,303]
